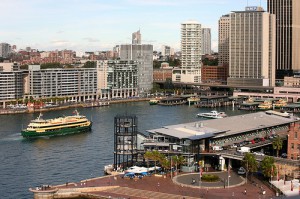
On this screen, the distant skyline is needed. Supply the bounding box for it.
[0,0,266,53]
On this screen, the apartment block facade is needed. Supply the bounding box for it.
[0,43,12,58]
[97,60,138,99]
[267,0,300,79]
[218,14,230,67]
[0,63,23,101]
[227,7,276,87]
[27,65,97,101]
[120,44,153,96]
[173,20,202,83]
[201,28,211,55]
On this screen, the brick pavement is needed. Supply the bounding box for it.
[59,173,277,199]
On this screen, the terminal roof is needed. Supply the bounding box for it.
[146,112,300,140]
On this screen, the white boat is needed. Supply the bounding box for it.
[197,111,227,119]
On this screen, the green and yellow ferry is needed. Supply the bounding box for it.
[21,110,92,138]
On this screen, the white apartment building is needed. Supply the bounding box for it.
[201,28,211,55]
[173,20,202,83]
[26,65,98,101]
[227,6,276,87]
[97,60,138,99]
[0,63,23,104]
[218,14,230,67]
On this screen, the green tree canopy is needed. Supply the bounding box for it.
[172,155,185,171]
[202,58,218,66]
[82,61,96,68]
[41,62,62,69]
[260,156,276,179]
[143,150,165,173]
[272,136,283,157]
[242,153,258,180]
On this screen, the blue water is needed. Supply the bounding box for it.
[0,102,247,198]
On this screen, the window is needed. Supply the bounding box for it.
[291,143,294,149]
[295,132,298,139]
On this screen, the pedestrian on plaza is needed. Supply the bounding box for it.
[191,178,196,184]
[244,188,247,195]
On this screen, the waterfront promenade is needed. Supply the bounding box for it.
[34,172,276,199]
[0,97,149,115]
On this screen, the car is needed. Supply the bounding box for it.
[253,151,265,156]
[212,146,223,151]
[238,167,246,175]
[232,143,238,148]
[281,153,287,158]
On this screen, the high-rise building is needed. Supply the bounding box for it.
[227,6,276,87]
[161,45,171,57]
[132,30,141,45]
[0,63,23,101]
[173,20,202,83]
[97,60,138,99]
[0,43,12,58]
[202,28,211,55]
[267,0,300,79]
[218,14,230,67]
[27,65,97,101]
[120,44,153,95]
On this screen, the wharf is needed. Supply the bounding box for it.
[30,173,276,199]
[195,95,231,108]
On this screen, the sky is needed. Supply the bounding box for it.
[0,0,266,54]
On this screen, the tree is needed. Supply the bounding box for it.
[161,158,171,172]
[242,153,258,181]
[41,63,62,69]
[144,151,153,171]
[153,60,161,69]
[82,61,96,68]
[272,136,283,157]
[260,156,276,180]
[143,150,164,173]
[172,155,185,171]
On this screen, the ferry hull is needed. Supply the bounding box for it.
[21,124,92,138]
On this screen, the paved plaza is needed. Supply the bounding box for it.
[54,171,278,199]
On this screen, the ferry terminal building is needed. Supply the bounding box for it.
[141,112,300,177]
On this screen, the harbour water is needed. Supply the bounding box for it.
[0,101,248,198]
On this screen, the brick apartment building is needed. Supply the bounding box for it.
[201,65,228,84]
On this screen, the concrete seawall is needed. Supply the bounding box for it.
[30,186,119,199]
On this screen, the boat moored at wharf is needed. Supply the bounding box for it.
[21,110,92,138]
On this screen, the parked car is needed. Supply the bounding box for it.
[212,146,223,151]
[238,167,246,175]
[237,147,251,153]
[281,153,287,158]
[232,143,238,148]
[253,151,265,156]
